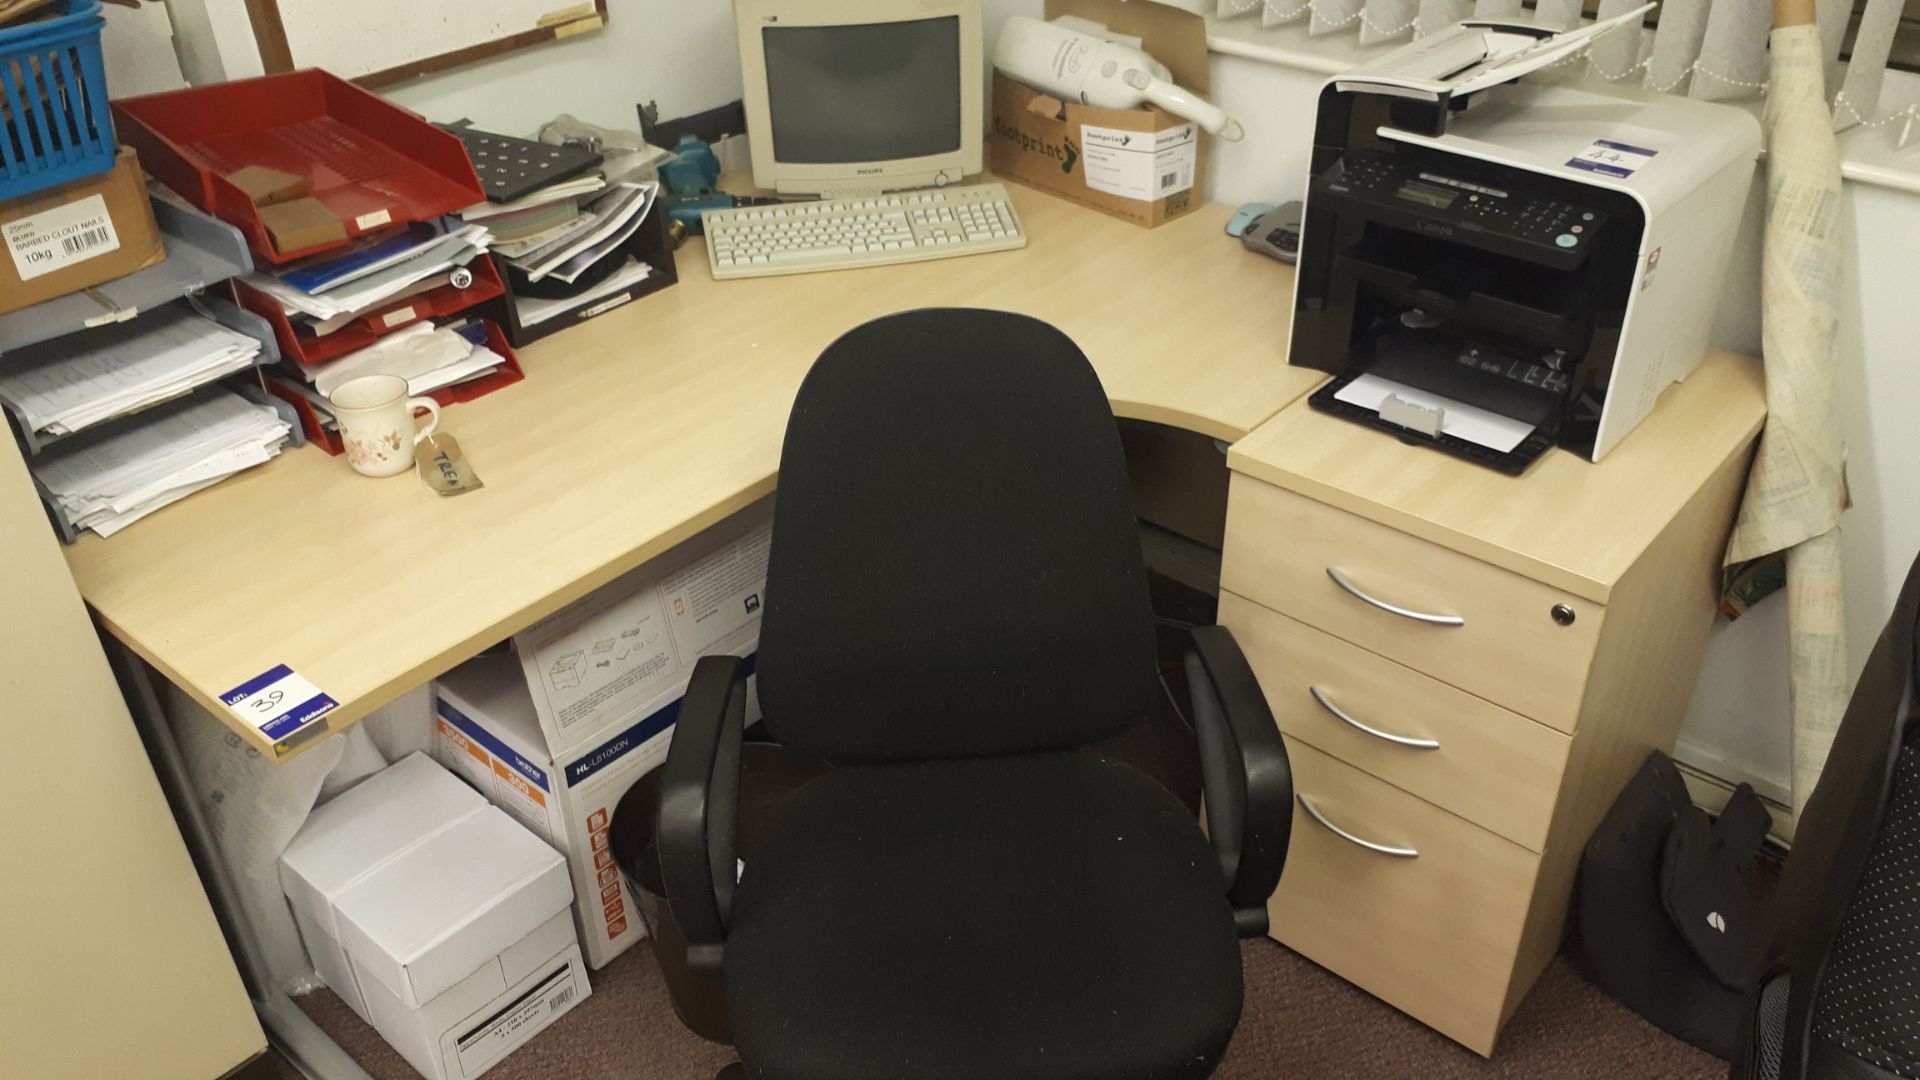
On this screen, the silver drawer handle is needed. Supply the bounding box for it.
[1310,687,1441,750]
[1326,568,1465,627]
[1298,795,1420,858]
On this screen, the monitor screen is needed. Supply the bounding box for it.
[761,16,963,165]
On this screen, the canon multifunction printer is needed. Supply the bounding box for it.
[1289,14,1762,473]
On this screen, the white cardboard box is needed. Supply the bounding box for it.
[280,753,488,1021]
[510,499,772,755]
[435,501,772,969]
[358,909,588,1080]
[279,754,587,1079]
[335,808,574,1009]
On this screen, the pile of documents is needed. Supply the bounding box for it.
[240,219,493,336]
[0,306,263,438]
[33,389,293,538]
[268,320,507,429]
[463,177,659,325]
[473,181,657,285]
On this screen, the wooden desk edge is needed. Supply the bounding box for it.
[121,396,1295,761]
[139,474,782,760]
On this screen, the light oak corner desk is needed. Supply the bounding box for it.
[63,186,1321,1079]
[62,166,1766,1071]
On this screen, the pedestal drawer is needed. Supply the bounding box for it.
[1269,739,1540,1056]
[1221,475,1603,732]
[1221,591,1570,852]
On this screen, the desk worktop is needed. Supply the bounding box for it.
[65,184,1320,758]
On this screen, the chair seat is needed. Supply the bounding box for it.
[725,752,1243,1080]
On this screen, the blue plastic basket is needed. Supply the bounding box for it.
[0,0,113,203]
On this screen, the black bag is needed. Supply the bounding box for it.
[1576,751,1774,1060]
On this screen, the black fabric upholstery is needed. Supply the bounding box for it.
[754,309,1155,763]
[1733,550,1920,1080]
[726,753,1243,1080]
[1812,745,1920,1077]
[1759,976,1792,1080]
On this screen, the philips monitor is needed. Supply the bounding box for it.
[734,0,983,197]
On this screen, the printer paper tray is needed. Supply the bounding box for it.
[1310,371,1556,476]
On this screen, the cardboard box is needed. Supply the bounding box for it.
[358,910,587,1080]
[435,648,766,969]
[259,195,348,254]
[335,809,573,1009]
[0,146,166,316]
[280,753,587,1080]
[511,498,773,756]
[280,753,488,1021]
[434,499,773,968]
[989,0,1211,228]
[225,165,307,207]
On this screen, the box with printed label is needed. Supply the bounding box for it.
[435,643,764,969]
[1,145,166,316]
[989,0,1209,229]
[279,753,586,1078]
[357,910,588,1080]
[433,502,772,968]
[511,498,773,756]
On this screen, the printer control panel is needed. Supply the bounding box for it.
[1323,152,1608,267]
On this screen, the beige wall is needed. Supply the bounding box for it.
[0,444,263,1079]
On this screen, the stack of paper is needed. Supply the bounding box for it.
[33,389,293,538]
[0,307,263,437]
[270,320,506,428]
[500,183,658,285]
[241,219,493,332]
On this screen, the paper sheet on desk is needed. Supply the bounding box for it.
[1334,373,1535,454]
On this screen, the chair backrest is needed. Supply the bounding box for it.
[1743,550,1920,1078]
[754,308,1155,765]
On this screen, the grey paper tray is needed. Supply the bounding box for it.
[35,378,306,545]
[0,192,256,355]
[4,292,283,457]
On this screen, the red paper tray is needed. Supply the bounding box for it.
[262,319,525,456]
[114,70,483,264]
[232,255,507,367]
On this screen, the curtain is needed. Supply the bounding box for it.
[1200,0,1918,134]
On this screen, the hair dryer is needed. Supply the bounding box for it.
[993,16,1244,142]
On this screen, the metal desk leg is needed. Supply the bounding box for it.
[106,636,375,1080]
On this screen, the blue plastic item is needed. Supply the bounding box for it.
[0,0,115,202]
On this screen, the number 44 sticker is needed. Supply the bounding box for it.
[220,664,338,743]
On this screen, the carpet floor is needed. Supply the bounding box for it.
[297,938,1726,1079]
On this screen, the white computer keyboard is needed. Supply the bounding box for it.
[702,183,1028,279]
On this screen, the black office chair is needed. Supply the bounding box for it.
[656,308,1292,1080]
[1733,550,1920,1080]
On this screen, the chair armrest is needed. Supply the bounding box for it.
[1185,624,1293,937]
[657,654,747,976]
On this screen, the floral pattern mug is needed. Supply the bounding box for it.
[327,374,442,478]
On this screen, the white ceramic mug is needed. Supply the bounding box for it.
[328,374,441,478]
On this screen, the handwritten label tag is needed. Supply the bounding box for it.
[1566,139,1657,179]
[417,432,485,495]
[220,664,338,742]
[355,209,394,230]
[381,305,418,329]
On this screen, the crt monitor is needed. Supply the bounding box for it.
[734,0,983,197]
